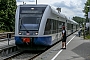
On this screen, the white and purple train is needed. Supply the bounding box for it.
[15,4,78,50]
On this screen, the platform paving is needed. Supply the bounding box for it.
[55,33,90,60]
[34,32,90,60]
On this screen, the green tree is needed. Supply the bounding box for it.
[0,0,16,32]
[83,0,90,22]
[83,0,90,37]
[72,16,85,26]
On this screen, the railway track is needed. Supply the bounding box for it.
[1,40,69,60]
[3,50,45,60]
[2,40,61,60]
[0,32,43,60]
[0,41,64,60]
[0,36,60,60]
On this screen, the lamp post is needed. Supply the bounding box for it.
[87,6,90,34]
[83,14,87,39]
[56,8,61,13]
[36,0,37,5]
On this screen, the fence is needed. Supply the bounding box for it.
[0,32,15,45]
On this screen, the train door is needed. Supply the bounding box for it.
[56,20,59,41]
[71,24,73,33]
[76,25,78,31]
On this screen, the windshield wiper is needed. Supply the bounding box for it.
[20,18,28,31]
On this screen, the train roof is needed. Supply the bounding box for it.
[49,5,67,19]
[17,4,77,23]
[70,19,78,24]
[19,4,48,7]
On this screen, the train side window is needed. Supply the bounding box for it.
[44,19,51,35]
[44,19,64,34]
[58,21,62,32]
[67,23,71,30]
[53,20,56,34]
[56,20,58,33]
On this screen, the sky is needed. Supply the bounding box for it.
[16,0,87,19]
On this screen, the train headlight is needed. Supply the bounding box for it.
[31,8,34,10]
[35,32,38,35]
[19,32,22,35]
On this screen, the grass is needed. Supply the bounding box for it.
[85,34,90,39]
[0,30,6,33]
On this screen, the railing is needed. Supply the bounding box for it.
[0,32,15,46]
[0,32,14,41]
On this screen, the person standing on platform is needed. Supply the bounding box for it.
[78,27,82,37]
[61,26,67,49]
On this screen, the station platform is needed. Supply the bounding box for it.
[34,32,90,60]
[53,32,90,60]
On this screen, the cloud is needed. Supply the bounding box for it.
[16,0,86,18]
[53,1,77,9]
[52,0,86,18]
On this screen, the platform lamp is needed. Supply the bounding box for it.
[83,14,87,39]
[56,8,61,13]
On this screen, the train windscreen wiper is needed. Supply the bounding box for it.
[20,18,28,31]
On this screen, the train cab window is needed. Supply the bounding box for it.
[19,6,46,35]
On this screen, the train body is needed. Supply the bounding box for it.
[15,4,78,50]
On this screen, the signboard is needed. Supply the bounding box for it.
[88,12,90,18]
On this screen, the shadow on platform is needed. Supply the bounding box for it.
[72,42,90,60]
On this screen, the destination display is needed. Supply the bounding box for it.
[20,14,42,17]
[20,7,45,14]
[21,10,42,13]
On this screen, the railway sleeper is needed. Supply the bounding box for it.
[0,45,18,57]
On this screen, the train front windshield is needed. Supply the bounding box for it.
[19,6,46,35]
